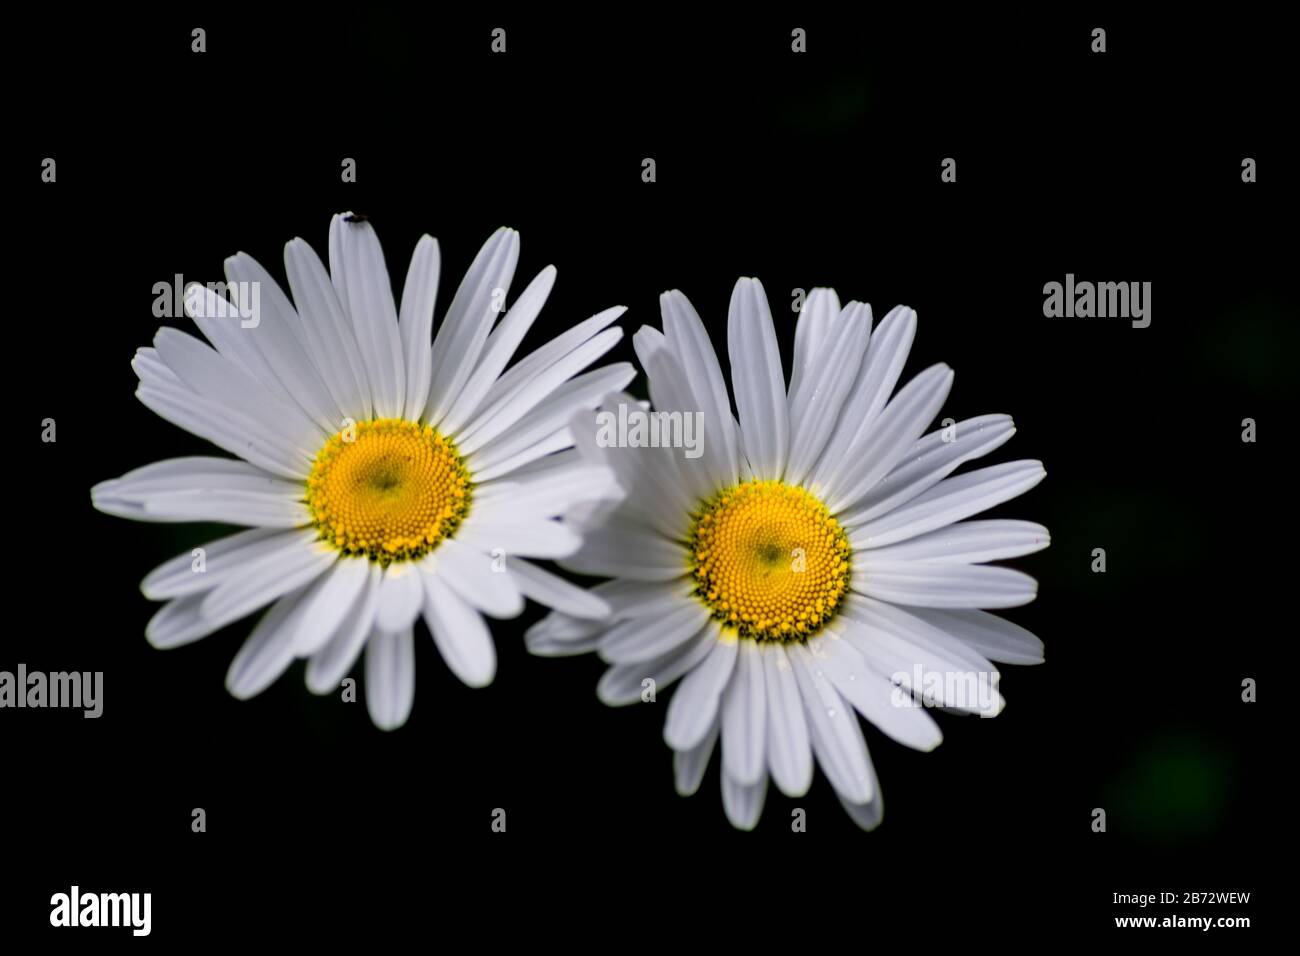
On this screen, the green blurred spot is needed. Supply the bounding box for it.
[1207,298,1292,394]
[777,78,872,130]
[1106,733,1233,843]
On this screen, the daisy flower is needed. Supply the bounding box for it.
[93,214,629,729]
[528,279,1048,829]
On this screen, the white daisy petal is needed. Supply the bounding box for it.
[632,327,720,503]
[673,716,719,796]
[476,463,620,520]
[720,639,768,786]
[471,427,576,482]
[661,289,741,488]
[200,532,337,625]
[126,491,306,528]
[789,287,841,402]
[837,791,885,832]
[375,563,425,633]
[153,327,322,451]
[508,558,611,618]
[141,527,286,600]
[456,513,581,560]
[94,455,302,497]
[470,306,626,428]
[840,414,1016,525]
[809,633,943,752]
[856,560,1038,609]
[131,346,181,389]
[559,519,685,580]
[613,444,699,539]
[182,283,292,404]
[426,227,520,425]
[225,589,312,700]
[837,600,1003,716]
[827,362,954,514]
[329,215,406,420]
[92,457,307,527]
[181,284,304,415]
[842,595,997,674]
[727,277,788,480]
[145,594,219,650]
[809,305,916,490]
[365,626,416,731]
[762,643,814,798]
[849,460,1047,542]
[398,235,441,421]
[598,599,711,664]
[439,265,555,435]
[721,767,769,831]
[147,565,320,659]
[483,446,581,482]
[305,562,383,693]
[664,628,739,751]
[906,608,1045,665]
[526,607,606,645]
[855,519,1050,564]
[788,642,875,805]
[290,557,372,656]
[137,380,311,479]
[597,630,714,705]
[525,626,603,658]
[422,571,496,687]
[284,237,372,420]
[456,327,625,454]
[867,652,1004,718]
[466,363,635,467]
[786,302,873,487]
[422,539,524,618]
[224,253,345,432]
[576,395,698,539]
[593,577,697,618]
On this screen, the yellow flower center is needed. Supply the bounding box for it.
[688,479,851,642]
[305,418,472,565]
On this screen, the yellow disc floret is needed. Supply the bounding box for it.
[688,479,851,642]
[305,418,472,565]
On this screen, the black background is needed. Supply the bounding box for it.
[5,5,1287,942]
